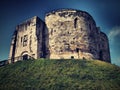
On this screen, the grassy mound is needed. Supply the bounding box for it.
[0,59,120,90]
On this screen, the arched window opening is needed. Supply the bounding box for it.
[74,18,78,28]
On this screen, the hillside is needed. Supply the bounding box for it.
[0,59,120,90]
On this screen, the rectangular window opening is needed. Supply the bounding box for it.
[23,35,28,47]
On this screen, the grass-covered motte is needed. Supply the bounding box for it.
[0,59,120,90]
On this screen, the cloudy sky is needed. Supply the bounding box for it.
[0,0,120,66]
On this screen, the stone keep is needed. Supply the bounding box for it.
[45,9,110,62]
[9,9,111,63]
[9,16,49,63]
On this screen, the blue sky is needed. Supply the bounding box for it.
[0,0,120,66]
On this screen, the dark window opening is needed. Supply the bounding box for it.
[76,48,79,53]
[23,54,28,60]
[71,56,74,59]
[74,18,78,28]
[83,57,85,60]
[21,37,23,43]
[23,35,28,47]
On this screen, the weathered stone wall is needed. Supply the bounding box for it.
[99,32,111,62]
[45,9,110,62]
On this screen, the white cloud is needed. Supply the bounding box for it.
[108,26,120,42]
[108,26,120,66]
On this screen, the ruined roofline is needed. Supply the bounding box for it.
[46,8,86,15]
[16,16,44,29]
[46,8,96,26]
[100,31,109,40]
[46,8,78,15]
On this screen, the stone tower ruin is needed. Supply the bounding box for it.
[8,16,49,63]
[9,9,111,63]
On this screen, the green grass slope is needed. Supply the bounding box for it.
[0,59,120,90]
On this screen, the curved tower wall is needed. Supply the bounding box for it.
[45,9,110,62]
[99,32,111,62]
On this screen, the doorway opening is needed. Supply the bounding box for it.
[23,54,28,60]
[71,56,74,59]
